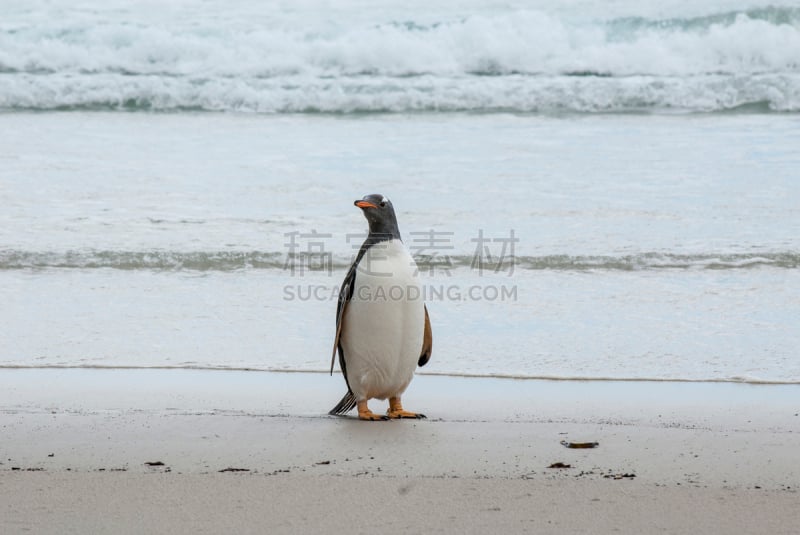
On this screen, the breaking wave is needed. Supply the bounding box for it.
[1,5,799,113]
[2,249,798,272]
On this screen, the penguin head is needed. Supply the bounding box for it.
[354,193,401,239]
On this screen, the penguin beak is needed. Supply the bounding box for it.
[354,200,377,209]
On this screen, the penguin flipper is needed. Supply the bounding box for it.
[330,263,356,377]
[418,304,433,367]
[328,279,356,415]
[329,280,349,375]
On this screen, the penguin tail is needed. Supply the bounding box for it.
[329,391,357,416]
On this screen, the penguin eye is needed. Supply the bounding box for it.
[379,201,386,207]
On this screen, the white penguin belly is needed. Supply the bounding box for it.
[340,239,425,401]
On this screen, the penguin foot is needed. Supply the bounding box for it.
[359,411,389,421]
[387,397,426,419]
[357,400,389,421]
[387,409,426,419]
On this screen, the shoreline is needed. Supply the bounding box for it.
[1,363,797,385]
[2,368,798,533]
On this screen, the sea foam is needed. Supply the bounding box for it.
[1,5,799,113]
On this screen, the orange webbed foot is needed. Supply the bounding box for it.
[387,409,426,419]
[357,400,389,421]
[387,397,426,419]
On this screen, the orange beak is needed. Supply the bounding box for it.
[354,200,377,209]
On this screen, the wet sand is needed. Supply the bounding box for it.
[1,369,798,534]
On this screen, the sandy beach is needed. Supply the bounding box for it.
[1,368,798,534]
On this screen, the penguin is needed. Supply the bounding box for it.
[329,194,432,420]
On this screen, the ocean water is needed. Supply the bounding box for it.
[1,1,799,383]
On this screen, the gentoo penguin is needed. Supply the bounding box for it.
[329,194,432,420]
